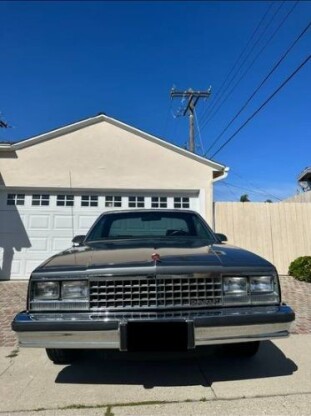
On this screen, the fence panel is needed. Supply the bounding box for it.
[214,202,311,275]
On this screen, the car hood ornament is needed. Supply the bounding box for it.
[151,252,161,263]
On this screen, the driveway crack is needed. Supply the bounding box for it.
[0,360,14,377]
[195,356,217,398]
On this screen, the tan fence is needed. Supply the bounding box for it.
[214,202,311,275]
[284,192,311,202]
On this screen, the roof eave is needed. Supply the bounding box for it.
[5,114,227,172]
[103,115,226,171]
[12,116,104,151]
[0,144,13,151]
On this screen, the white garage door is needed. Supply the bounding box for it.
[0,190,202,279]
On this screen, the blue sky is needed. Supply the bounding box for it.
[1,1,310,201]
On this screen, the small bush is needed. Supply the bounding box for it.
[288,256,311,282]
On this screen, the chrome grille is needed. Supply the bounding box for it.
[89,275,223,310]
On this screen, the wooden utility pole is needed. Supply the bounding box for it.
[170,88,211,153]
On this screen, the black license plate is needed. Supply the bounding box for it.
[124,321,190,352]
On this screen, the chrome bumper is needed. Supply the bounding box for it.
[12,305,295,350]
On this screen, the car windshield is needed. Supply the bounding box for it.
[86,211,216,243]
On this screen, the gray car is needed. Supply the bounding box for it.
[12,209,295,364]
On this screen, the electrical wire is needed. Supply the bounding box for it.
[163,99,174,138]
[222,181,240,200]
[200,1,285,128]
[210,54,310,158]
[201,0,299,130]
[199,1,275,126]
[201,1,286,127]
[205,18,310,156]
[220,181,282,200]
[229,170,283,201]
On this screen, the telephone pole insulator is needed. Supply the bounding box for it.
[170,87,211,153]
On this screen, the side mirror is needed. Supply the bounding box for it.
[72,235,86,246]
[215,233,227,243]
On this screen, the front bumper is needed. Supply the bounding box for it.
[12,305,295,350]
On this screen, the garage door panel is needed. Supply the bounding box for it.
[52,237,72,252]
[11,260,22,276]
[53,215,74,230]
[27,237,49,252]
[29,215,50,230]
[78,215,99,230]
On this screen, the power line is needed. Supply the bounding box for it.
[221,181,282,201]
[200,1,285,128]
[201,0,299,130]
[163,98,174,138]
[222,181,240,200]
[163,93,183,141]
[229,170,283,201]
[200,1,286,128]
[199,1,274,124]
[221,181,265,197]
[210,54,310,158]
[205,18,310,156]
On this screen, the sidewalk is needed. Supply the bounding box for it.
[0,335,310,415]
[1,276,310,347]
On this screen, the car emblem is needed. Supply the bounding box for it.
[151,252,161,262]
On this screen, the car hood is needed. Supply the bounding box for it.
[34,240,275,274]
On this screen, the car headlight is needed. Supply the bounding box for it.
[33,281,60,300]
[223,277,247,294]
[250,276,274,292]
[62,281,89,300]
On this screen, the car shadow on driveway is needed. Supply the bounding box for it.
[55,341,297,388]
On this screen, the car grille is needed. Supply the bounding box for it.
[89,275,223,310]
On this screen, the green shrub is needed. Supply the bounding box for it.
[288,256,311,282]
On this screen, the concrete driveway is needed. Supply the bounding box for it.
[1,334,311,415]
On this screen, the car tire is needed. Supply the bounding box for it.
[45,348,81,364]
[221,341,260,357]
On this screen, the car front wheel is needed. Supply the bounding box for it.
[46,348,81,364]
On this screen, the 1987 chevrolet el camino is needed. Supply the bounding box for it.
[12,210,295,364]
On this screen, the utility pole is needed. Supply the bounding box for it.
[170,87,211,153]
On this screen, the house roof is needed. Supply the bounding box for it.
[0,142,13,151]
[0,114,228,174]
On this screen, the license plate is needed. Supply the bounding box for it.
[120,321,193,352]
